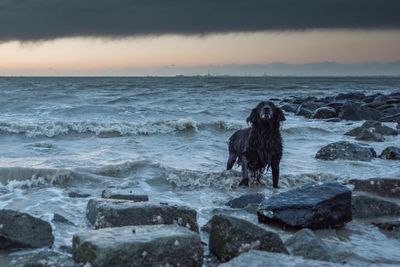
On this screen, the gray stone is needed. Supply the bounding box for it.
[0,209,54,249]
[380,146,400,160]
[285,228,335,262]
[281,103,300,113]
[295,105,313,117]
[73,225,203,267]
[12,251,78,267]
[372,220,400,231]
[86,198,199,232]
[225,193,265,209]
[257,183,352,229]
[315,141,376,161]
[311,107,337,119]
[355,129,385,142]
[349,178,400,198]
[345,120,397,136]
[101,189,149,202]
[52,213,74,225]
[209,214,287,262]
[219,250,340,267]
[68,191,91,198]
[352,195,400,219]
[339,100,381,121]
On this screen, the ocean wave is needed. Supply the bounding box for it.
[0,118,244,138]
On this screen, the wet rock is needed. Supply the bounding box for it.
[52,213,74,225]
[225,193,265,209]
[208,214,287,262]
[86,198,199,232]
[380,146,400,160]
[101,189,149,202]
[219,250,339,267]
[345,120,397,136]
[315,141,376,161]
[355,129,385,142]
[0,209,54,249]
[349,178,400,198]
[311,107,337,119]
[380,112,400,123]
[257,182,352,229]
[372,219,400,231]
[281,103,299,113]
[339,100,381,121]
[351,195,400,219]
[72,225,203,267]
[285,228,335,262]
[68,191,91,198]
[335,92,366,101]
[12,251,78,267]
[295,105,313,117]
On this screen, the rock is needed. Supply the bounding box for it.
[285,228,335,262]
[0,209,54,249]
[380,112,400,123]
[86,199,199,232]
[351,195,400,219]
[349,178,400,198]
[311,107,337,119]
[257,182,352,229]
[335,92,366,101]
[295,105,313,117]
[225,193,265,209]
[101,189,149,202]
[345,120,397,136]
[68,191,91,198]
[208,214,287,262]
[281,103,299,113]
[372,220,400,231]
[355,129,385,142]
[12,251,78,267]
[52,213,74,225]
[315,141,376,161]
[219,250,340,267]
[380,146,400,160]
[339,100,381,121]
[72,225,203,267]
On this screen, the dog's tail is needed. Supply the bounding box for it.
[226,153,237,170]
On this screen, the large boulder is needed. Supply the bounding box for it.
[285,228,335,262]
[219,250,340,267]
[339,100,381,121]
[86,199,199,232]
[72,225,203,267]
[315,141,376,161]
[257,183,352,229]
[224,193,265,209]
[380,146,400,160]
[208,214,287,262]
[101,189,149,202]
[345,120,398,136]
[0,209,54,249]
[311,107,337,119]
[348,178,400,198]
[355,129,385,142]
[352,195,400,219]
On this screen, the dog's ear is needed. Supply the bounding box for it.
[275,107,286,122]
[247,108,258,125]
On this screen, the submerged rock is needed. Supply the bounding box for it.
[86,199,199,232]
[0,209,54,249]
[285,228,335,262]
[208,214,287,262]
[339,100,381,121]
[351,195,400,219]
[355,129,385,142]
[101,189,149,202]
[257,183,352,229]
[315,141,376,161]
[52,213,74,225]
[72,225,203,267]
[68,191,91,198]
[345,120,398,136]
[380,146,400,160]
[349,178,400,198]
[219,250,339,267]
[311,107,337,119]
[224,193,265,209]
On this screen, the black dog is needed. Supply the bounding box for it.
[226,101,285,188]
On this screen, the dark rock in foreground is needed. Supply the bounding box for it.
[87,199,199,232]
[380,146,400,160]
[352,195,400,219]
[315,141,376,161]
[257,183,352,229]
[208,214,287,262]
[0,209,54,249]
[219,250,339,267]
[72,225,203,267]
[285,228,335,262]
[345,120,398,136]
[101,189,149,202]
[349,178,400,198]
[225,193,265,209]
[339,100,381,121]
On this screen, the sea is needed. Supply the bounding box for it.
[0,76,400,265]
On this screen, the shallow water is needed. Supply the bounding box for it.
[0,77,399,266]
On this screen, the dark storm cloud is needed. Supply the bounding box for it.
[0,0,399,41]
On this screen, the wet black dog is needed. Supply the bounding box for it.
[227,101,285,188]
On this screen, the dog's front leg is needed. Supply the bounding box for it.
[239,155,249,186]
[271,159,280,188]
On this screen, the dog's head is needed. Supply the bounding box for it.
[247,101,285,127]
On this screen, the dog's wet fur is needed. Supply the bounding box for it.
[227,101,285,188]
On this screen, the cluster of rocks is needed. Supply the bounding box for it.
[281,91,400,123]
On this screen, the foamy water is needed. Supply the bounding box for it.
[0,77,400,265]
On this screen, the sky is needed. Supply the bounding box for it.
[0,0,400,76]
